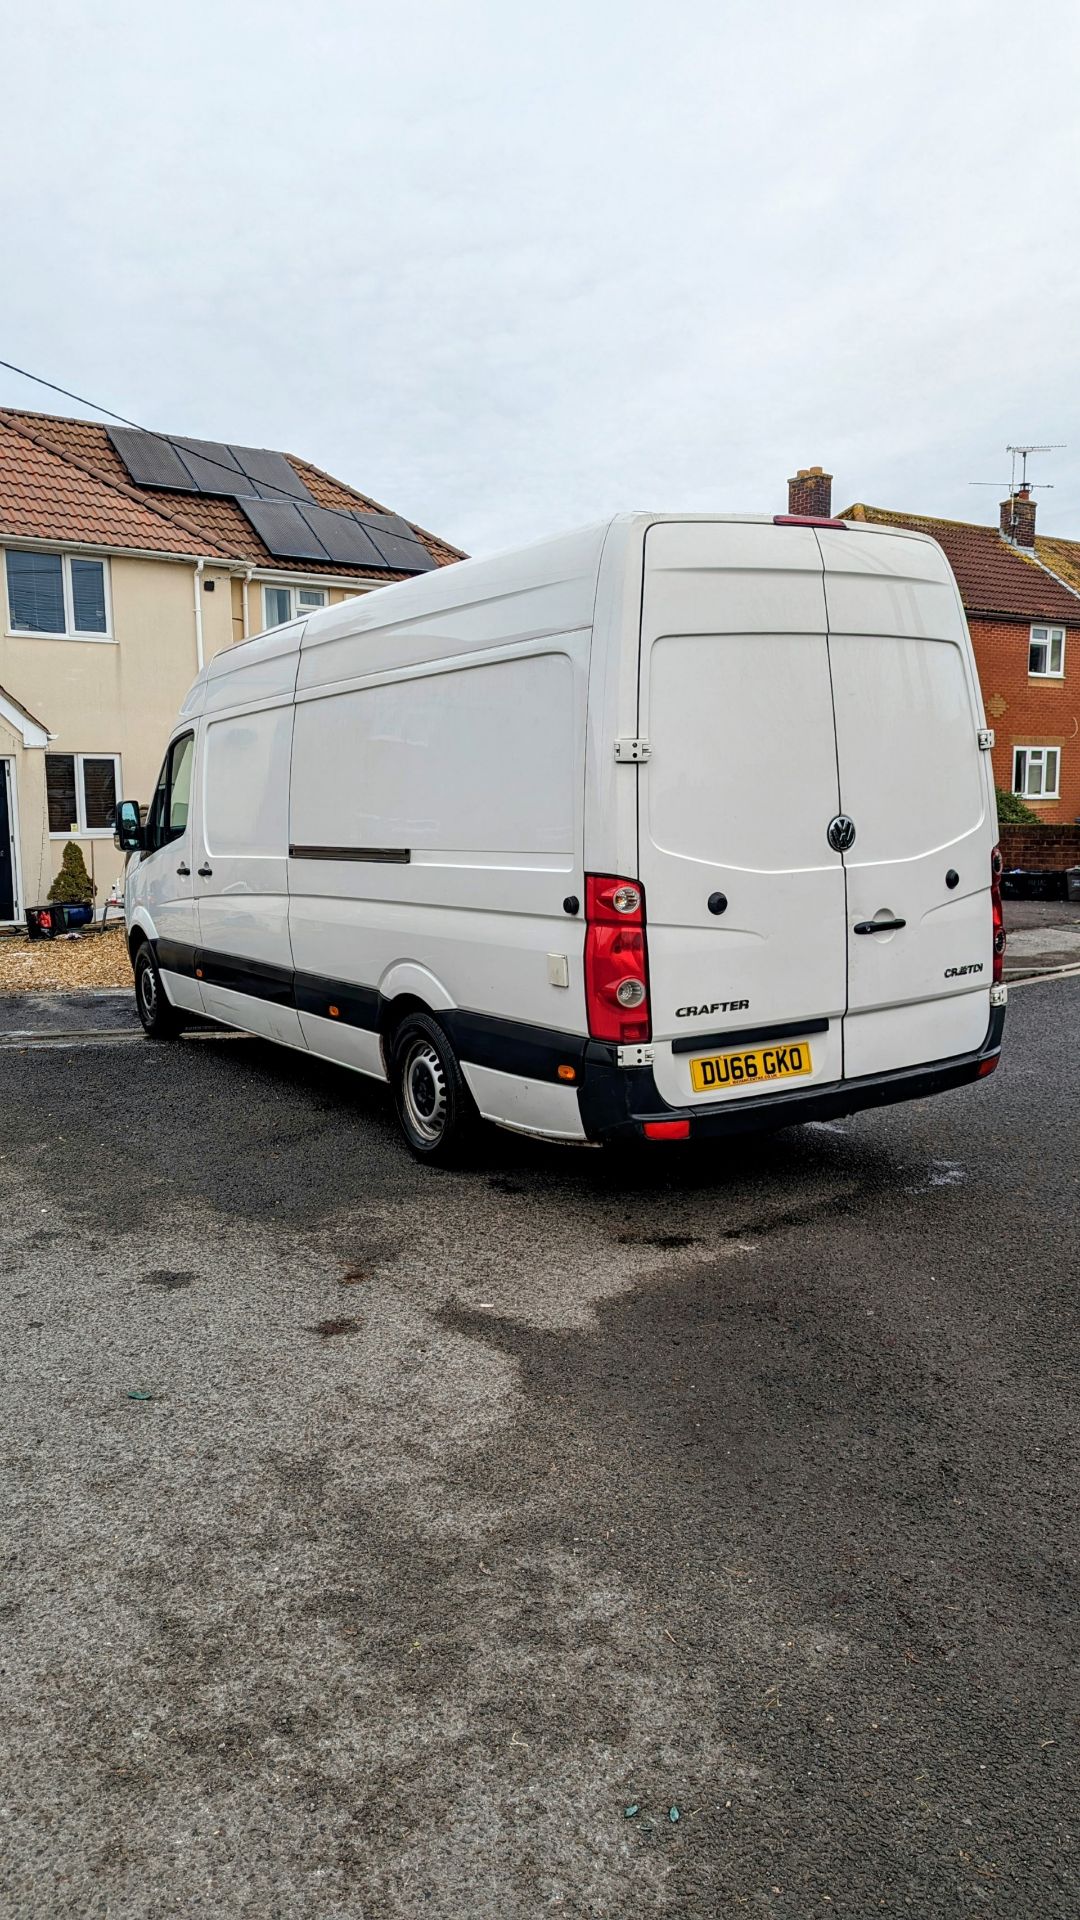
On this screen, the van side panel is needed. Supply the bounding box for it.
[287,635,591,1110]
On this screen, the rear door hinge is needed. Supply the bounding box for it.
[614,736,651,763]
[978,727,995,750]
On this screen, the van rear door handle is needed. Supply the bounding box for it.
[176,862,190,877]
[854,917,906,934]
[197,864,213,878]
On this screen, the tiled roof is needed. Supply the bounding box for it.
[842,503,1080,624]
[1033,535,1080,600]
[0,407,465,578]
[0,415,227,558]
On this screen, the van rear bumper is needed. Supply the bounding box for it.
[578,1000,1006,1144]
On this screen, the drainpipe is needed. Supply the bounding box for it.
[193,559,206,670]
[241,567,254,639]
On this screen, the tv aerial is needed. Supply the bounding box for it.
[970,442,1065,494]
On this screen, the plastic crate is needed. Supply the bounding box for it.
[25,902,94,940]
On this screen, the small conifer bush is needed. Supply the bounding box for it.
[48,840,96,904]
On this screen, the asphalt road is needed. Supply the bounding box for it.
[1,982,1076,1919]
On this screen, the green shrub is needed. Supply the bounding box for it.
[48,840,96,904]
[994,786,1040,825]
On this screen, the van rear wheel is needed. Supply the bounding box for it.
[134,944,182,1039]
[390,1013,477,1165]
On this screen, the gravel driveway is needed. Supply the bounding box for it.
[1,981,1076,1917]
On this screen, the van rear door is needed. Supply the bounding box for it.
[636,521,847,1109]
[817,527,994,1077]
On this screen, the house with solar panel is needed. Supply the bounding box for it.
[0,407,462,921]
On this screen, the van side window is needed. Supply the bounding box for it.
[168,734,194,836]
[145,732,194,853]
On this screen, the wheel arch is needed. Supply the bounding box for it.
[376,963,456,1068]
[126,909,157,965]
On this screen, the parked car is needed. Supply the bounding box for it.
[115,512,1006,1162]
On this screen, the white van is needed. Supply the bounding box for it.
[116,513,1007,1162]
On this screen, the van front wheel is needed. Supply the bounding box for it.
[390,1013,476,1165]
[134,945,182,1039]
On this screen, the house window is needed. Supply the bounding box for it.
[5,550,110,638]
[1029,625,1065,677]
[45,753,121,836]
[262,584,327,630]
[1013,745,1060,800]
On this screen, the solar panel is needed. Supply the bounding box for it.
[362,522,438,572]
[231,444,315,503]
[170,437,248,495]
[107,426,196,492]
[237,496,436,572]
[237,497,329,562]
[298,504,387,568]
[107,427,317,504]
[357,509,416,542]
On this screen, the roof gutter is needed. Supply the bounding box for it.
[0,531,238,567]
[1,532,409,590]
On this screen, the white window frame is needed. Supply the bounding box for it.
[3,547,113,642]
[262,583,327,630]
[46,752,123,838]
[1012,745,1060,800]
[1028,624,1065,679]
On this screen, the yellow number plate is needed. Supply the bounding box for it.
[689,1040,814,1093]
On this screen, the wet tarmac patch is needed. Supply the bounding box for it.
[139,1269,195,1291]
[618,1232,701,1250]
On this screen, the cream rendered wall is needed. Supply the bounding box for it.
[4,551,367,914]
[6,555,236,904]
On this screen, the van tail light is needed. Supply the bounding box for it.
[991,844,1005,984]
[585,874,651,1043]
[991,844,1006,982]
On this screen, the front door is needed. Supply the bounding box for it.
[636,521,848,1110]
[136,730,203,1015]
[0,761,16,921]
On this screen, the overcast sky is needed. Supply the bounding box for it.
[4,0,1080,554]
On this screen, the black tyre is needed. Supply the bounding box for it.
[134,944,183,1039]
[390,1012,477,1165]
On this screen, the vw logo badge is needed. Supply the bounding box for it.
[827,814,857,852]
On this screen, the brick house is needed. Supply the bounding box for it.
[786,467,1080,822]
[0,408,463,922]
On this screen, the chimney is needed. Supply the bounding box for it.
[1000,485,1037,548]
[787,465,833,518]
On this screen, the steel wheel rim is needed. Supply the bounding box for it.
[402,1039,447,1145]
[139,961,157,1021]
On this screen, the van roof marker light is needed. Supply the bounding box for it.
[773,514,847,528]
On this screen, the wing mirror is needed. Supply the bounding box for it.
[113,799,145,853]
